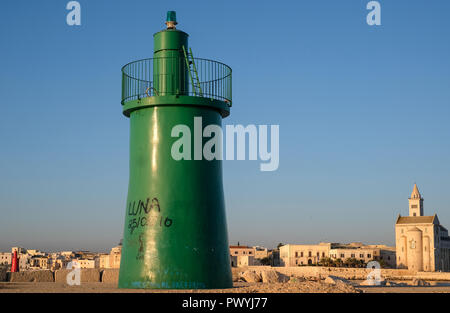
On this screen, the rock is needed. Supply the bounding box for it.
[279,273,290,283]
[385,280,404,287]
[411,278,430,286]
[240,270,262,283]
[359,280,373,286]
[261,270,279,283]
[231,268,241,282]
[261,270,288,283]
[101,269,119,283]
[55,269,101,283]
[289,276,306,283]
[324,275,350,285]
[9,270,54,282]
[359,278,386,286]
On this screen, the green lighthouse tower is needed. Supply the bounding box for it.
[118,11,233,289]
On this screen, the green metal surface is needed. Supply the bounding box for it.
[118,12,232,289]
[122,95,230,118]
[153,29,189,96]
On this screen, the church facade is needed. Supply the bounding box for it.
[395,184,450,272]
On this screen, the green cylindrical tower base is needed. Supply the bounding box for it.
[118,101,232,289]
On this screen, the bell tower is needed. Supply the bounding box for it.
[409,183,424,217]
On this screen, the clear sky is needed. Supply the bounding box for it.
[0,0,449,252]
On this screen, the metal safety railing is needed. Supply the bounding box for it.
[121,56,232,106]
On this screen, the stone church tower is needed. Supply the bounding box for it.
[409,183,424,217]
[395,184,450,272]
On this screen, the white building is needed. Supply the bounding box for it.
[0,253,11,266]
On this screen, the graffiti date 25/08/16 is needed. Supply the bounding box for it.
[128,215,172,234]
[127,197,173,234]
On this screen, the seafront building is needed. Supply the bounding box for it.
[0,253,11,266]
[98,245,122,269]
[229,245,256,267]
[279,242,396,268]
[229,245,272,267]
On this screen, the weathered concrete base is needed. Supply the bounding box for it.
[4,266,450,286]
[55,269,101,283]
[0,269,8,282]
[101,269,119,283]
[414,271,450,281]
[8,270,54,282]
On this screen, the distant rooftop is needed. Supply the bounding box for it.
[396,216,436,225]
[229,246,252,249]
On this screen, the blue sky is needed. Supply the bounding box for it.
[0,0,449,252]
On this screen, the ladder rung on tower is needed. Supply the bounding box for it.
[182,46,203,97]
